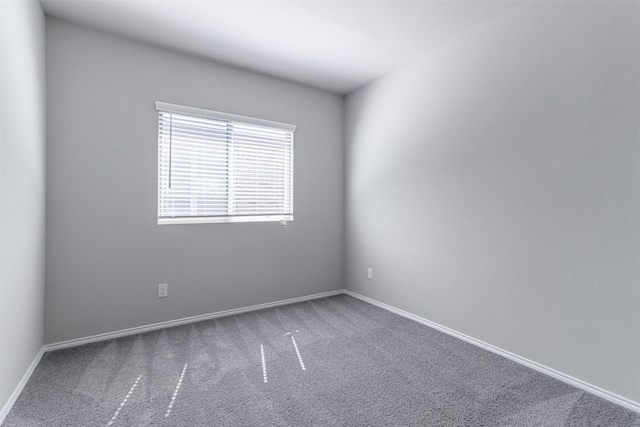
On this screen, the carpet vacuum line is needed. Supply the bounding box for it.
[291,336,306,371]
[165,363,188,418]
[107,374,141,426]
[260,345,268,383]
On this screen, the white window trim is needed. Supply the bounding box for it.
[156,102,295,225]
[158,214,293,225]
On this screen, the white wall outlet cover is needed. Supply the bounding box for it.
[158,283,168,298]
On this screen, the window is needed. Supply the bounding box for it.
[156,102,295,224]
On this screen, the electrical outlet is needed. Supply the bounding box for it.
[158,283,168,298]
[367,268,373,280]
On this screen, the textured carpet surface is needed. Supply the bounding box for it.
[4,294,640,426]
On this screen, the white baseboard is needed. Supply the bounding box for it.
[344,290,640,414]
[0,347,45,425]
[1,289,343,424]
[4,289,638,425]
[44,289,344,352]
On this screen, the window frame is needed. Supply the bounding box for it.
[156,102,295,225]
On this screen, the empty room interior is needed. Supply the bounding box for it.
[2,0,640,425]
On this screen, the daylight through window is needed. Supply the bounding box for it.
[156,102,295,224]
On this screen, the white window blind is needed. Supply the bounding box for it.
[156,102,295,224]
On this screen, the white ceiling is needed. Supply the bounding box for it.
[40,0,524,94]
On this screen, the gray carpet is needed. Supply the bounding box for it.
[4,294,640,426]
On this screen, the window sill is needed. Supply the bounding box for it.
[158,215,293,225]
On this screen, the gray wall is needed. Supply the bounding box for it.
[45,19,344,344]
[0,0,46,412]
[345,1,640,402]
